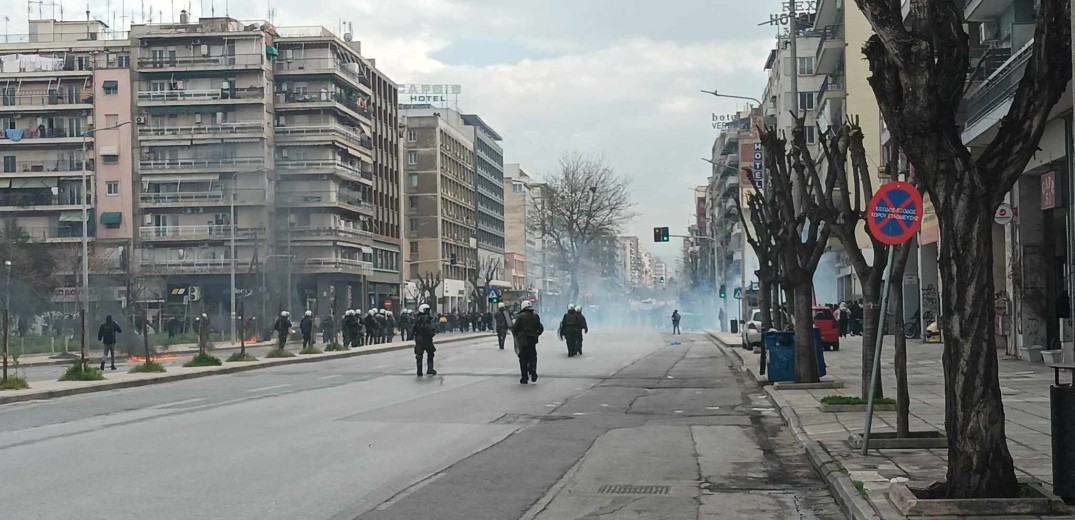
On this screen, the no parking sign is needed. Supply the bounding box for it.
[866,181,923,246]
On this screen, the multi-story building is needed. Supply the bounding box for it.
[0,19,134,312]
[527,180,561,305]
[461,114,506,288]
[503,163,531,291]
[401,106,475,311]
[367,58,403,308]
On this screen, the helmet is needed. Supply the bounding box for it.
[380,309,388,315]
[498,302,505,309]
[418,303,430,313]
[567,304,575,311]
[280,311,288,317]
[304,310,312,317]
[368,309,375,315]
[520,301,533,310]
[572,303,578,310]
[344,309,353,316]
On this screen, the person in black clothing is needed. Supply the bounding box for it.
[558,304,587,357]
[412,304,438,376]
[321,314,336,345]
[512,301,544,384]
[98,315,122,370]
[397,309,413,341]
[494,302,512,350]
[273,311,292,350]
[364,310,379,345]
[300,310,315,349]
[385,310,397,343]
[671,309,682,334]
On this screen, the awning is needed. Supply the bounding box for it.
[0,179,10,188]
[59,211,85,222]
[265,44,279,57]
[99,145,119,156]
[11,177,58,188]
[100,212,122,225]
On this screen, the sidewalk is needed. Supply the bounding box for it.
[0,332,493,405]
[708,331,1069,519]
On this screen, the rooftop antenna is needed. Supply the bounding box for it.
[170,0,174,22]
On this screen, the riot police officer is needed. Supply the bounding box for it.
[412,304,437,376]
[512,301,544,384]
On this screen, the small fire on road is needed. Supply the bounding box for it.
[128,355,182,363]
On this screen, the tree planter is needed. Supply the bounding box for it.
[1041,349,1064,364]
[820,402,896,413]
[1019,345,1044,362]
[888,481,1055,517]
[848,430,947,450]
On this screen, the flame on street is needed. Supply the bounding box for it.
[128,355,182,363]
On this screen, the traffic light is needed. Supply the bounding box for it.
[659,275,666,284]
[652,227,670,243]
[489,296,499,305]
[719,284,726,299]
[449,253,457,266]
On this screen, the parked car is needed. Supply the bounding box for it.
[741,309,763,349]
[812,306,840,351]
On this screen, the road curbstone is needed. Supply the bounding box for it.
[0,333,494,405]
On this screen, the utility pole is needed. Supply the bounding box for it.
[788,0,799,115]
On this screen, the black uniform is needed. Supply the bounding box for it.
[671,310,681,334]
[364,313,378,345]
[375,313,388,343]
[512,308,544,384]
[97,316,122,370]
[300,315,315,348]
[321,315,336,344]
[412,311,437,376]
[385,313,397,343]
[397,312,413,341]
[494,307,512,349]
[559,309,587,357]
[273,315,291,350]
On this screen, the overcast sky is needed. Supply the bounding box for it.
[9,0,781,264]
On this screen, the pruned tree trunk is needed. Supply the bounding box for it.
[791,280,818,383]
[860,282,883,399]
[937,191,1017,497]
[891,239,916,437]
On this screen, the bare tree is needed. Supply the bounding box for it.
[528,153,635,303]
[851,0,1070,498]
[467,256,502,312]
[414,271,442,312]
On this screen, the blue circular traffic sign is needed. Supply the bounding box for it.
[866,181,923,246]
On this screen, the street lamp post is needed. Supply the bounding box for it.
[80,120,131,367]
[227,172,244,345]
[3,260,10,382]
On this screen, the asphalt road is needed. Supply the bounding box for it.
[0,330,843,519]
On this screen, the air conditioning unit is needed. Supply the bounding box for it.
[143,214,153,225]
[175,80,184,89]
[85,115,93,125]
[281,149,289,158]
[200,44,209,57]
[135,116,147,125]
[194,113,203,124]
[979,21,996,44]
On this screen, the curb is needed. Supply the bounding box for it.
[0,333,493,405]
[705,330,882,520]
[16,341,278,368]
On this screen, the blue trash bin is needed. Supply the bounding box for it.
[765,329,826,382]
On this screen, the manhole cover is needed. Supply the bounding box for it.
[597,484,670,495]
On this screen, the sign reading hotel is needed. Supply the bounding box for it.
[399,84,462,108]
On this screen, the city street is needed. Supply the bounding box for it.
[0,331,842,519]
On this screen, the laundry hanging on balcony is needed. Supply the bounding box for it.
[4,128,25,141]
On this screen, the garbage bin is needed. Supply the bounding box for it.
[729,320,739,334]
[765,329,827,383]
[1050,363,1075,504]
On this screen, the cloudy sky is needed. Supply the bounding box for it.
[9,0,781,263]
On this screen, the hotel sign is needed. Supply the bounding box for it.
[399,84,461,106]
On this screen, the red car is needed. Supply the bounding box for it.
[812,306,840,351]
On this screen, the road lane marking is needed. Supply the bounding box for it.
[375,472,446,510]
[150,398,206,409]
[246,384,292,393]
[318,375,343,380]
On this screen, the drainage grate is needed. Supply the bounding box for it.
[597,484,670,495]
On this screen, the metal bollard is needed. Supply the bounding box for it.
[1049,363,1075,504]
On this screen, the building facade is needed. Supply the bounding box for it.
[461,114,506,289]
[503,163,531,291]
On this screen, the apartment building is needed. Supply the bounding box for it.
[461,114,506,287]
[503,163,531,291]
[401,106,476,311]
[0,19,133,311]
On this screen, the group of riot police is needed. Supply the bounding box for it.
[266,301,590,385]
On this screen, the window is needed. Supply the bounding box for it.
[106,181,119,195]
[105,114,119,127]
[797,57,814,75]
[804,126,817,144]
[409,218,419,231]
[408,196,418,209]
[409,173,419,188]
[512,183,525,193]
[117,54,130,68]
[407,151,418,165]
[2,155,14,173]
[410,242,419,255]
[103,155,119,165]
[102,80,119,95]
[798,92,815,111]
[407,129,417,142]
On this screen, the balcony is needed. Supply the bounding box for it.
[0,91,93,112]
[284,226,373,244]
[0,127,85,147]
[0,192,88,211]
[139,157,266,174]
[139,257,233,273]
[138,225,263,241]
[277,159,371,184]
[274,124,373,153]
[136,52,266,73]
[275,90,373,121]
[136,86,266,105]
[137,122,266,142]
[276,190,374,215]
[273,58,372,91]
[963,41,1033,143]
[300,257,373,273]
[4,159,92,174]
[816,73,845,110]
[139,188,266,207]
[964,0,1010,22]
[815,24,845,75]
[21,225,87,243]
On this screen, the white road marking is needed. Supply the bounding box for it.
[318,374,343,380]
[150,398,206,409]
[572,412,585,416]
[375,472,446,510]
[246,384,292,393]
[706,406,721,410]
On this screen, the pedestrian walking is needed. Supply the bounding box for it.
[558,304,586,357]
[97,315,122,370]
[512,301,544,384]
[412,304,438,376]
[671,309,682,334]
[300,310,315,349]
[273,311,292,350]
[494,302,512,350]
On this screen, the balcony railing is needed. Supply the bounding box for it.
[136,53,265,70]
[274,124,372,149]
[817,74,844,101]
[0,193,88,207]
[1,91,93,108]
[21,225,87,241]
[136,86,266,102]
[277,159,367,179]
[276,90,373,118]
[140,258,233,272]
[277,191,373,212]
[139,188,266,205]
[285,226,373,241]
[274,58,372,87]
[139,157,265,170]
[1,127,83,142]
[816,24,845,60]
[3,159,92,173]
[965,41,1033,128]
[139,225,263,240]
[138,122,265,137]
[302,257,373,270]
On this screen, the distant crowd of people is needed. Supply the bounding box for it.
[825,300,864,337]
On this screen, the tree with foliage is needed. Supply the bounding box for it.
[528,153,635,303]
[851,0,1070,497]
